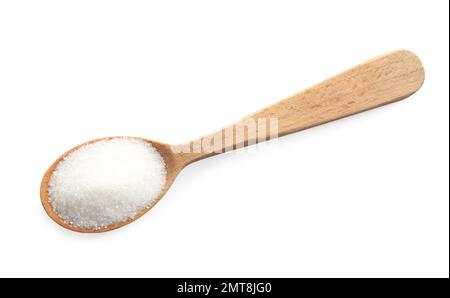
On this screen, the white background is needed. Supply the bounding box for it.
[0,1,448,278]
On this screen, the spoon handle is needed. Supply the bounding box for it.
[177,50,424,165]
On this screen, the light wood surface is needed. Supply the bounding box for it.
[40,50,425,233]
[177,50,425,165]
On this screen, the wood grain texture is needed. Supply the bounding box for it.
[41,50,424,233]
[177,50,424,165]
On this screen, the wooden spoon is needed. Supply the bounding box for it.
[41,50,425,233]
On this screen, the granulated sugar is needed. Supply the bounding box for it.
[48,138,167,230]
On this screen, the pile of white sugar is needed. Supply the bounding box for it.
[48,138,167,230]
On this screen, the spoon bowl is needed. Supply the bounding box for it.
[40,137,185,233]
